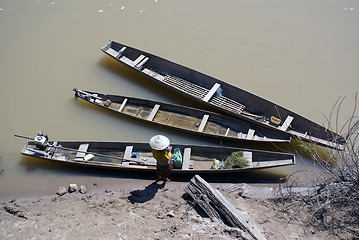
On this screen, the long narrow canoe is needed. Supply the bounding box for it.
[20,136,295,173]
[73,88,291,143]
[101,40,345,149]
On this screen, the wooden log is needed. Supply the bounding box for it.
[185,175,267,240]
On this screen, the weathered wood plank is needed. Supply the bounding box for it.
[182,148,192,170]
[224,128,230,136]
[147,104,160,121]
[246,129,255,140]
[75,144,89,160]
[185,175,266,240]
[120,56,133,65]
[118,98,128,112]
[105,46,126,58]
[203,83,221,102]
[133,55,146,67]
[136,56,149,69]
[279,116,294,131]
[118,46,127,55]
[106,48,119,57]
[198,114,209,132]
[123,146,133,160]
[122,145,133,165]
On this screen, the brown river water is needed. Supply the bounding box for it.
[0,0,358,200]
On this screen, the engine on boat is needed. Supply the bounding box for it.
[34,131,49,150]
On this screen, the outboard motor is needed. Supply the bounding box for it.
[34,131,49,150]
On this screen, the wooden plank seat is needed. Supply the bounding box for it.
[203,83,221,102]
[105,46,126,58]
[182,148,193,170]
[246,129,255,140]
[105,48,120,57]
[118,98,128,112]
[147,104,160,121]
[135,56,149,69]
[225,128,230,136]
[122,145,133,165]
[198,114,209,132]
[75,144,89,160]
[118,46,127,55]
[279,116,294,131]
[119,56,133,65]
[132,55,145,67]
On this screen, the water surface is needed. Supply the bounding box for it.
[0,0,358,199]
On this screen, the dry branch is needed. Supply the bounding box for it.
[276,94,359,239]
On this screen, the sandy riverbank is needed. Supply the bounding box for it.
[0,178,332,240]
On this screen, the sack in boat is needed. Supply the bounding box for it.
[173,148,182,168]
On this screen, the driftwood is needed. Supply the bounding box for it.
[185,175,266,240]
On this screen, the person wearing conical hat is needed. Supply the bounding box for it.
[149,135,173,183]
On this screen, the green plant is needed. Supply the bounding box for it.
[225,151,249,169]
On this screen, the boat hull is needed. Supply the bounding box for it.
[73,88,292,144]
[101,40,345,149]
[21,140,295,174]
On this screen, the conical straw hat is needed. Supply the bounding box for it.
[149,135,170,150]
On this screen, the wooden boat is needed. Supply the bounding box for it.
[19,135,295,173]
[73,88,291,143]
[101,40,345,149]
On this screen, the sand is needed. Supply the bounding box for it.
[0,179,330,240]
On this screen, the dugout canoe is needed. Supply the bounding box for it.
[19,134,295,173]
[101,40,345,149]
[73,88,291,144]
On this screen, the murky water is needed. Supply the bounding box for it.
[0,0,358,199]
